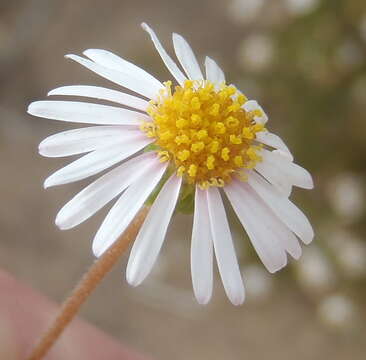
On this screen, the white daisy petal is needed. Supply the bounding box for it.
[172,33,204,80]
[259,149,314,189]
[247,170,314,244]
[269,149,293,197]
[126,175,182,286]
[245,176,302,259]
[256,131,293,160]
[206,187,245,305]
[48,86,149,112]
[83,49,164,93]
[65,54,158,99]
[243,100,268,124]
[273,149,294,161]
[205,56,225,84]
[44,135,152,188]
[244,175,302,260]
[277,226,302,260]
[28,101,149,125]
[191,187,214,305]
[39,126,141,158]
[55,152,157,230]
[279,181,292,198]
[141,23,187,86]
[254,148,294,197]
[225,180,288,273]
[254,164,292,196]
[92,160,168,257]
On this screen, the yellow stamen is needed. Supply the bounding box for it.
[234,155,244,167]
[221,147,230,161]
[214,122,226,134]
[158,150,170,162]
[209,140,220,153]
[191,141,205,153]
[206,155,216,170]
[177,149,190,161]
[196,129,208,139]
[209,103,220,116]
[188,164,198,177]
[175,134,190,145]
[143,80,265,187]
[191,114,202,126]
[225,116,239,128]
[229,134,242,145]
[177,166,185,176]
[242,127,254,139]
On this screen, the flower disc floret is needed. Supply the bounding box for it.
[142,80,264,188]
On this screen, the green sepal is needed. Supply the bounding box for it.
[145,173,195,215]
[143,143,161,152]
[176,183,195,214]
[145,167,174,206]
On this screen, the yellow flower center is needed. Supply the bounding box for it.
[141,80,264,188]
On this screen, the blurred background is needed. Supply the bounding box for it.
[0,0,366,359]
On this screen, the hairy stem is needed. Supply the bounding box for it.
[27,206,149,360]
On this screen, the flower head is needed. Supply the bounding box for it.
[144,79,264,187]
[28,23,314,305]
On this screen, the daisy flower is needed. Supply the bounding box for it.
[28,23,314,306]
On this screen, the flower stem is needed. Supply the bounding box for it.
[27,206,149,360]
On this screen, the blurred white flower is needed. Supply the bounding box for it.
[242,264,273,300]
[296,246,335,292]
[325,229,366,278]
[339,240,366,278]
[227,0,264,25]
[238,34,274,72]
[318,294,357,329]
[285,0,319,16]
[360,15,366,42]
[327,173,364,223]
[335,40,364,70]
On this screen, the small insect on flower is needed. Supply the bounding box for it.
[28,23,314,305]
